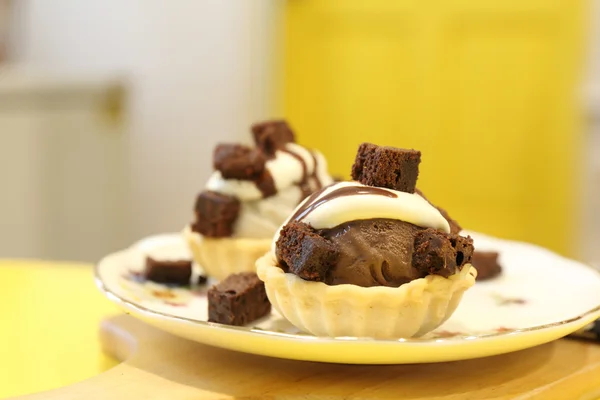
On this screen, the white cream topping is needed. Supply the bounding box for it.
[265,149,303,192]
[272,181,450,250]
[313,150,334,188]
[205,143,327,201]
[233,185,303,238]
[205,171,263,201]
[286,142,316,174]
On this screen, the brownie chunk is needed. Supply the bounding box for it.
[275,221,339,282]
[351,143,377,181]
[213,144,266,180]
[351,143,421,193]
[471,251,502,281]
[207,272,271,326]
[251,120,295,157]
[193,191,240,237]
[255,170,277,198]
[412,228,474,278]
[144,257,192,285]
[451,235,474,267]
[415,188,462,234]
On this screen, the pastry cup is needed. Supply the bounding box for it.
[256,252,477,339]
[182,225,271,281]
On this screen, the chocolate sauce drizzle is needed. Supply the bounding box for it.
[290,185,398,222]
[282,148,307,181]
[234,143,325,200]
[309,151,322,189]
[281,148,311,199]
[279,147,324,201]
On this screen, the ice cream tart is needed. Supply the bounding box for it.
[183,120,333,280]
[256,143,476,338]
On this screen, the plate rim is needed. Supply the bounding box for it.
[95,233,600,345]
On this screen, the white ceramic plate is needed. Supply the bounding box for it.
[95,232,600,364]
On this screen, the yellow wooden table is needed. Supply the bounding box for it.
[3,260,600,399]
[0,261,120,398]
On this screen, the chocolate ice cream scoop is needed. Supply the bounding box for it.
[318,219,474,287]
[275,217,474,288]
[320,219,423,287]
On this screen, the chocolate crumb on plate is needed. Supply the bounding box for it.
[412,228,474,278]
[276,221,339,282]
[193,191,240,237]
[207,272,271,326]
[197,274,208,285]
[351,142,421,193]
[213,144,266,180]
[251,120,295,157]
[144,257,192,285]
[471,251,503,281]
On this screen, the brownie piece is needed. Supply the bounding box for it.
[251,120,295,157]
[451,234,474,267]
[471,251,502,281]
[255,170,277,198]
[351,143,421,193]
[193,191,240,237]
[213,144,266,180]
[207,272,271,326]
[144,257,192,285]
[351,142,377,181]
[415,188,462,234]
[275,221,339,281]
[412,228,474,278]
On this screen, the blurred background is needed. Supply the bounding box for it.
[0,0,598,264]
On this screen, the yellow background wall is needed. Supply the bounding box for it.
[284,0,588,257]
